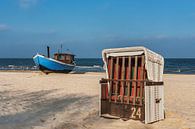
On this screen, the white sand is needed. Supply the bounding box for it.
[0,72,194,129]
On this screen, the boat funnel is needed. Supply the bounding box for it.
[47,46,50,58]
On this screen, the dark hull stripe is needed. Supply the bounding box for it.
[39,65,73,73]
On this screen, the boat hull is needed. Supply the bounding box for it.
[33,54,75,73]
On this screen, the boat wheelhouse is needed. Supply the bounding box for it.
[53,53,75,65]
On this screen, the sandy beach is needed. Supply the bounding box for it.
[0,71,194,129]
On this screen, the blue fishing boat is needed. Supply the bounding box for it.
[33,46,75,73]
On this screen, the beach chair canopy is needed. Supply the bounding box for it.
[102,46,164,82]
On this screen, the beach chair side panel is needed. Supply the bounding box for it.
[144,61,164,123]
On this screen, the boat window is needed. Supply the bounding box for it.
[58,55,65,60]
[65,55,71,61]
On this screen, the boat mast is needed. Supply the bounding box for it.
[61,44,63,53]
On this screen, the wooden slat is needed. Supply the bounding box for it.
[102,79,147,82]
[121,57,126,103]
[109,57,113,102]
[115,57,119,103]
[133,56,138,105]
[137,57,141,100]
[100,79,163,86]
[146,81,164,86]
[139,55,145,105]
[127,57,131,104]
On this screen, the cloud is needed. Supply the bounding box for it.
[140,34,170,40]
[19,0,38,8]
[0,24,10,31]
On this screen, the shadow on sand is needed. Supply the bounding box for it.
[0,89,96,129]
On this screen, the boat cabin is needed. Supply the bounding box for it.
[54,53,75,64]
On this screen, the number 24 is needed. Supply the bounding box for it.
[131,107,141,119]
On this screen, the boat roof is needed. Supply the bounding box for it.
[54,52,75,56]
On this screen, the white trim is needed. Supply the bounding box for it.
[106,51,144,57]
[33,54,76,67]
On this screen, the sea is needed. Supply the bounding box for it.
[0,58,195,74]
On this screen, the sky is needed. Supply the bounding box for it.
[1,0,195,58]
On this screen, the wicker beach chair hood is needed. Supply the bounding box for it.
[102,46,164,82]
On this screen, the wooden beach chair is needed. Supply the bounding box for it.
[99,46,164,124]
